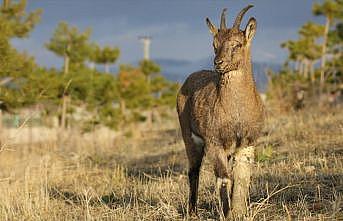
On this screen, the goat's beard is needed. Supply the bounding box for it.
[215,62,240,74]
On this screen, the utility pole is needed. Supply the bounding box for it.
[138,36,152,60]
[3,0,10,9]
[138,36,153,129]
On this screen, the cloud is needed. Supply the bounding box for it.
[92,22,210,64]
[16,0,319,67]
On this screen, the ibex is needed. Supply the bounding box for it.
[176,5,264,219]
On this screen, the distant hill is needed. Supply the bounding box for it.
[154,58,281,92]
[107,58,281,92]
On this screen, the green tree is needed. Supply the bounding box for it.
[282,22,323,82]
[45,22,93,128]
[139,59,161,82]
[92,72,120,129]
[298,22,324,81]
[45,22,92,75]
[91,45,120,73]
[153,77,179,107]
[0,0,42,110]
[271,0,343,110]
[326,22,343,87]
[117,64,151,116]
[0,0,41,39]
[313,0,343,93]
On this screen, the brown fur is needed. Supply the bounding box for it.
[176,5,265,217]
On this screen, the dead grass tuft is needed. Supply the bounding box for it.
[0,106,342,220]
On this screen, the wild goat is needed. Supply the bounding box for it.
[176,5,265,219]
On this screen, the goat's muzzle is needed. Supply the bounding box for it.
[214,61,239,74]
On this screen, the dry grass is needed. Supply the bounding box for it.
[0,106,342,220]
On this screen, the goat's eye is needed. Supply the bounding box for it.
[233,43,242,50]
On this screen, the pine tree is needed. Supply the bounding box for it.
[0,0,41,39]
[90,45,120,73]
[272,0,343,109]
[299,22,323,81]
[139,59,161,83]
[313,0,343,93]
[45,22,92,129]
[45,22,92,75]
[281,22,323,79]
[117,64,151,119]
[0,0,42,110]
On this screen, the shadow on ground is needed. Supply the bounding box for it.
[49,186,159,209]
[126,150,187,179]
[48,168,342,219]
[250,172,343,214]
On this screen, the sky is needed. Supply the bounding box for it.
[12,0,324,69]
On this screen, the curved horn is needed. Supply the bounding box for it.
[206,17,218,35]
[233,5,254,30]
[220,8,227,30]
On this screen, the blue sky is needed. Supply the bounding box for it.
[12,0,324,69]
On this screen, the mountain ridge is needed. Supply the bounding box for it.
[154,57,281,92]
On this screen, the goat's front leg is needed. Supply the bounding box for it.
[188,161,202,216]
[230,146,254,219]
[209,146,233,218]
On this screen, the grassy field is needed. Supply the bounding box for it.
[0,106,342,220]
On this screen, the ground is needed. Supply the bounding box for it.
[0,106,342,220]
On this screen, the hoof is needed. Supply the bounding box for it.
[188,210,199,220]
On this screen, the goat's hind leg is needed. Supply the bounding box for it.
[186,139,204,217]
[179,126,204,217]
[177,96,204,216]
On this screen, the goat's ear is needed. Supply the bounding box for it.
[206,18,218,35]
[245,17,257,44]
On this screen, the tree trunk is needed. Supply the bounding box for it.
[146,110,152,129]
[60,95,68,129]
[299,59,304,76]
[61,45,71,130]
[63,43,71,75]
[303,59,309,79]
[3,0,10,8]
[0,109,2,147]
[230,146,254,219]
[152,107,161,124]
[319,17,331,96]
[310,60,315,84]
[64,54,70,75]
[105,63,110,73]
[58,45,71,147]
[148,75,151,84]
[61,55,69,130]
[29,111,33,149]
[295,59,300,72]
[119,99,127,129]
[120,99,126,116]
